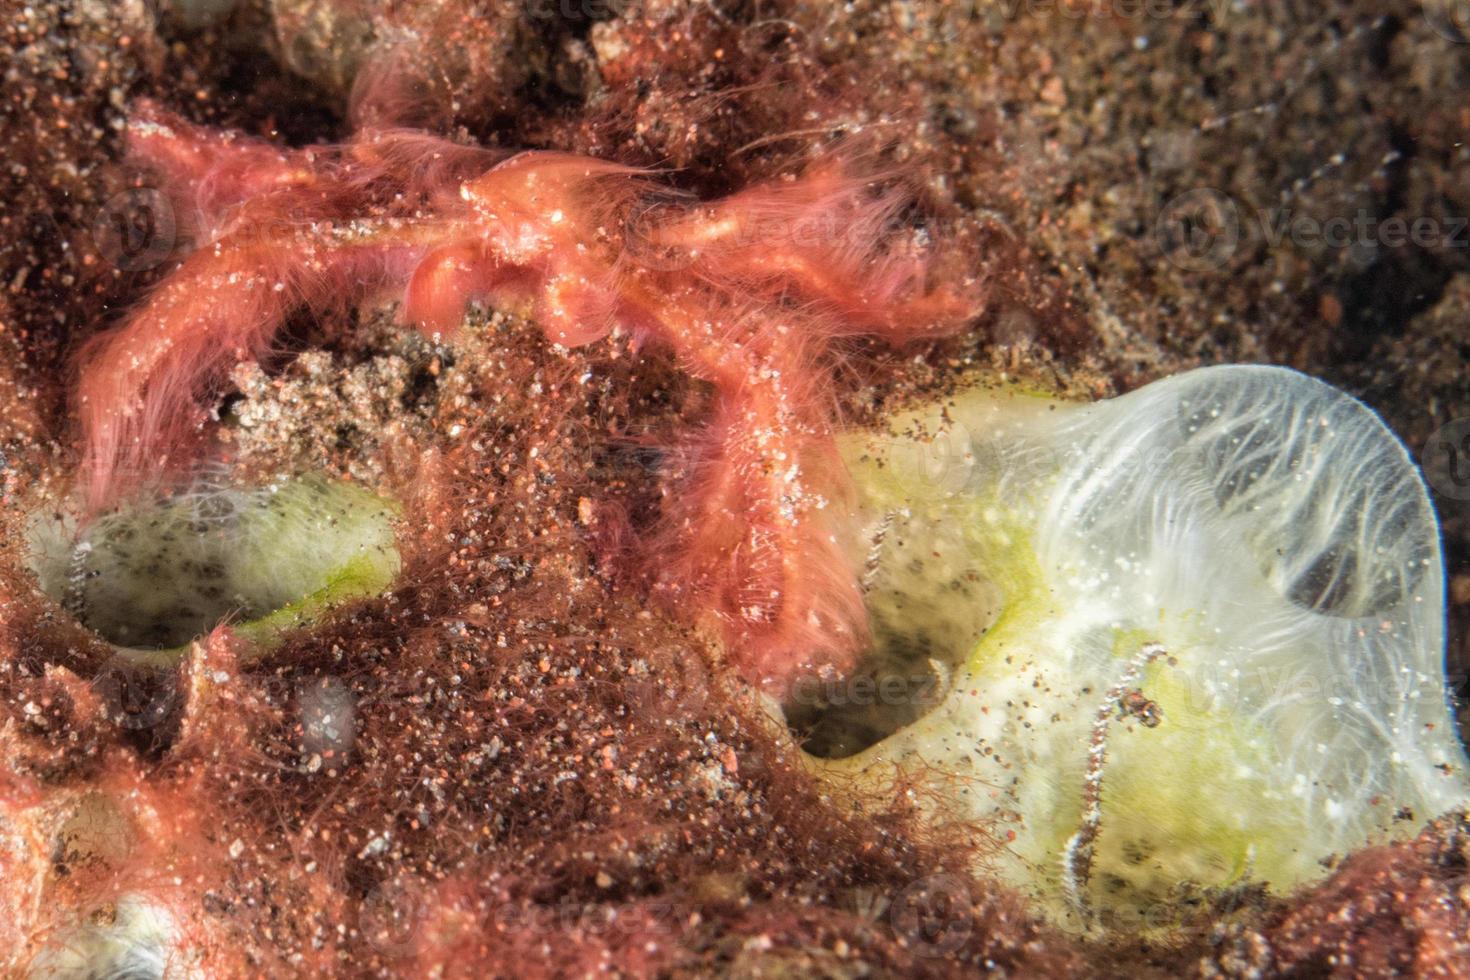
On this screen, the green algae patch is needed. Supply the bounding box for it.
[28,476,400,663]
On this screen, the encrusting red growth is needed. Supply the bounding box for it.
[75,102,981,690]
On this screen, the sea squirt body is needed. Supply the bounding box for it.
[817,365,1468,929]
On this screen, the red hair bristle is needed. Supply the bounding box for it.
[75,106,982,686]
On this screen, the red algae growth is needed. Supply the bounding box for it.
[76,101,980,691]
[4,1,1470,977]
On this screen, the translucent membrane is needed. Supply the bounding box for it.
[27,476,400,664]
[815,365,1468,930]
[25,895,182,980]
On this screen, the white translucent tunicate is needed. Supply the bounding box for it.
[26,895,190,980]
[813,365,1468,931]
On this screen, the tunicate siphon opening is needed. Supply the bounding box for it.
[784,510,1003,759]
[26,476,400,660]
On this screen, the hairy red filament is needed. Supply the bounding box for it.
[76,107,981,688]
